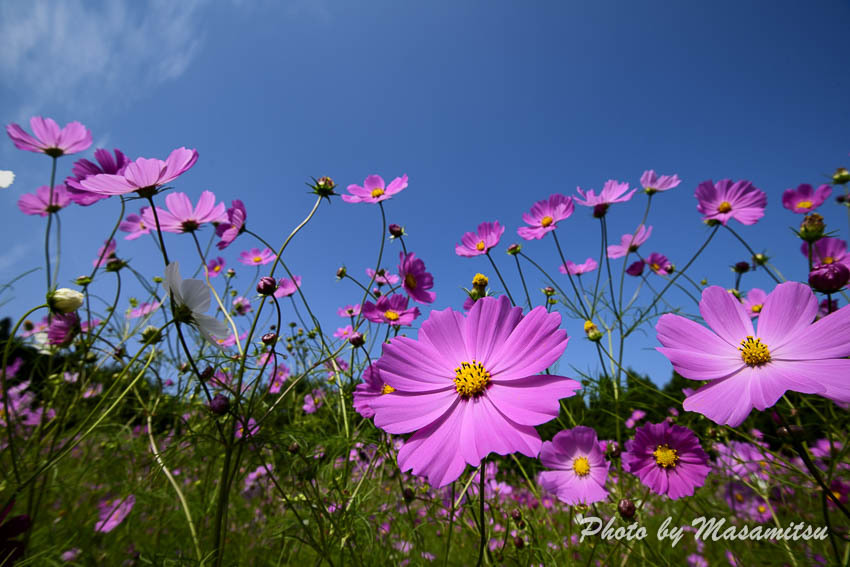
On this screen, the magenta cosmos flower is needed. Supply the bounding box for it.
[94,495,135,533]
[143,191,226,233]
[206,257,225,278]
[575,180,635,208]
[641,170,681,194]
[656,282,850,426]
[18,184,71,216]
[782,183,831,214]
[216,199,247,250]
[338,304,361,317]
[362,294,420,326]
[399,252,436,304]
[646,252,672,275]
[65,148,129,206]
[366,268,399,286]
[92,239,117,268]
[274,276,301,298]
[516,194,574,240]
[456,221,505,257]
[695,179,766,226]
[538,426,608,505]
[559,258,598,276]
[368,296,581,487]
[353,363,394,419]
[607,225,653,259]
[741,288,767,318]
[343,174,408,204]
[6,116,92,157]
[239,247,276,266]
[622,421,711,500]
[119,208,152,240]
[801,237,850,268]
[80,147,198,197]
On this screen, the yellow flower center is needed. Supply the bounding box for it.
[653,444,679,468]
[823,256,835,265]
[796,200,813,210]
[404,273,417,289]
[381,384,395,394]
[572,456,591,477]
[453,360,491,397]
[213,265,221,272]
[739,336,771,367]
[472,273,488,286]
[717,201,733,213]
[253,256,262,263]
[650,263,660,272]
[832,490,843,502]
[751,304,762,313]
[734,493,744,502]
[371,188,385,198]
[757,505,767,514]
[384,310,400,322]
[476,240,486,251]
[541,215,554,227]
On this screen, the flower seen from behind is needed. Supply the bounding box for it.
[7,116,92,157]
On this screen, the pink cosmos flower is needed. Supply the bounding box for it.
[559,258,598,276]
[18,184,71,216]
[142,191,226,233]
[6,117,92,156]
[399,252,436,304]
[622,421,710,500]
[94,495,135,533]
[575,180,635,208]
[232,296,252,316]
[273,276,301,298]
[216,200,247,250]
[607,225,653,259]
[646,252,672,275]
[80,147,198,196]
[801,237,850,268]
[362,294,420,327]
[239,247,276,266]
[516,194,574,240]
[334,325,354,340]
[368,295,581,487]
[741,288,767,319]
[47,313,80,346]
[695,179,766,226]
[119,209,153,240]
[129,301,160,319]
[92,239,118,268]
[235,417,259,439]
[624,409,646,429]
[538,426,609,505]
[303,389,324,414]
[65,149,129,206]
[353,364,394,419]
[206,257,225,278]
[782,183,831,214]
[366,268,399,286]
[656,282,850,426]
[343,174,408,204]
[338,304,361,317]
[269,366,290,394]
[641,170,681,194]
[455,221,505,257]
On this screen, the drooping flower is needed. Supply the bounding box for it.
[94,495,135,533]
[368,295,581,487]
[353,363,395,419]
[273,276,301,298]
[622,421,711,499]
[65,148,129,206]
[362,294,420,327]
[782,183,831,214]
[399,252,436,304]
[695,179,766,226]
[164,262,230,346]
[641,170,681,194]
[574,180,635,210]
[626,260,645,276]
[92,239,118,268]
[47,312,81,346]
[0,170,14,189]
[119,208,153,240]
[741,288,767,318]
[343,174,408,204]
[6,117,92,157]
[538,426,609,505]
[238,247,276,266]
[455,221,505,257]
[559,258,598,276]
[206,257,225,278]
[17,184,71,216]
[516,194,574,240]
[142,191,226,233]
[607,225,653,259]
[646,252,672,275]
[80,147,198,197]
[216,199,247,250]
[656,282,850,426]
[801,237,850,268]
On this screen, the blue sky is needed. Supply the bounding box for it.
[1,0,849,384]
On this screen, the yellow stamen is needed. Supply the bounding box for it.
[796,200,813,210]
[572,456,591,477]
[253,256,262,263]
[453,360,491,397]
[371,188,385,198]
[717,201,733,213]
[823,256,835,265]
[404,273,417,289]
[757,505,767,514]
[541,215,554,227]
[739,336,771,367]
[476,240,486,251]
[472,273,488,287]
[384,310,400,322]
[751,304,762,313]
[650,263,660,272]
[213,265,221,272]
[381,384,395,394]
[653,444,679,468]
[735,493,744,502]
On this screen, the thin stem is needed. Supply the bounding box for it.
[513,254,532,309]
[44,156,58,291]
[724,225,781,284]
[551,231,590,320]
[476,460,487,567]
[485,251,516,306]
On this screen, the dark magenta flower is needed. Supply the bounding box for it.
[398,252,436,304]
[809,262,849,293]
[782,183,831,214]
[17,184,70,216]
[641,170,681,194]
[801,237,850,268]
[353,363,395,419]
[239,247,276,266]
[626,260,645,276]
[559,258,598,276]
[343,174,408,204]
[232,296,252,316]
[273,276,301,298]
[695,179,766,226]
[362,294,420,326]
[646,252,672,275]
[47,312,81,346]
[0,500,30,564]
[574,180,635,208]
[94,495,135,533]
[622,421,710,499]
[538,426,609,505]
[80,147,198,197]
[215,199,247,250]
[455,221,505,257]
[65,148,129,206]
[516,194,574,240]
[607,225,653,259]
[6,116,92,157]
[119,208,152,240]
[143,191,226,233]
[206,257,225,278]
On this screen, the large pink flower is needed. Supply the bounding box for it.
[656,282,850,426]
[142,191,226,233]
[80,147,198,196]
[369,296,581,487]
[695,179,766,226]
[516,194,574,240]
[343,174,408,204]
[6,117,92,156]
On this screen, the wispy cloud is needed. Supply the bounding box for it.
[0,0,205,119]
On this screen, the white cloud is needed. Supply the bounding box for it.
[0,242,30,272]
[0,0,205,118]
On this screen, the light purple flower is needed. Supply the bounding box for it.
[695,179,766,226]
[338,304,361,317]
[353,364,393,419]
[235,417,259,438]
[366,268,399,286]
[65,149,129,205]
[538,426,609,505]
[119,209,153,240]
[334,325,354,340]
[142,191,226,233]
[559,258,598,276]
[273,276,301,298]
[574,180,635,208]
[641,170,681,194]
[18,184,71,216]
[303,389,325,414]
[215,199,247,250]
[517,194,574,240]
[6,116,92,156]
[624,409,646,429]
[206,257,225,278]
[80,147,198,196]
[239,247,276,266]
[129,301,161,319]
[362,294,420,327]
[455,221,505,257]
[92,239,118,268]
[94,495,135,533]
[399,252,436,304]
[607,225,653,259]
[343,174,408,204]
[782,183,831,214]
[741,288,767,319]
[269,367,290,394]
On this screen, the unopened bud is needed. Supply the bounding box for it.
[199,366,214,382]
[809,262,849,293]
[733,261,751,274]
[48,288,84,314]
[507,243,522,255]
[618,499,636,520]
[287,442,300,454]
[752,253,769,266]
[388,224,404,238]
[141,326,162,344]
[75,275,92,286]
[262,332,277,346]
[402,487,415,502]
[542,286,555,297]
[336,266,347,279]
[209,394,229,415]
[584,320,603,342]
[514,536,524,549]
[799,213,825,243]
[348,332,365,347]
[832,168,850,185]
[257,276,277,295]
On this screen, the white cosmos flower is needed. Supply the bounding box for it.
[164,261,230,346]
[0,170,14,189]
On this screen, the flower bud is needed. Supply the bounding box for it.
[799,213,825,243]
[261,332,277,346]
[752,253,769,266]
[48,288,84,313]
[542,286,555,297]
[732,261,751,274]
[226,268,236,278]
[336,266,347,279]
[209,393,229,415]
[626,260,645,277]
[606,440,621,458]
[310,176,337,198]
[75,275,92,286]
[506,243,522,255]
[727,288,742,299]
[777,424,803,439]
[388,224,404,238]
[141,326,162,344]
[510,509,522,522]
[837,194,847,204]
[199,366,215,382]
[348,332,365,348]
[257,276,277,295]
[832,167,850,185]
[513,536,524,549]
[584,320,603,342]
[809,262,850,293]
[402,487,415,502]
[618,499,636,520]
